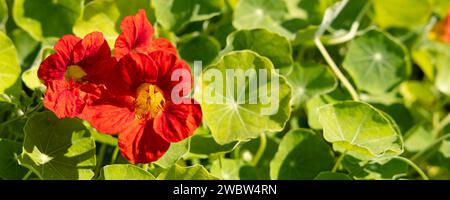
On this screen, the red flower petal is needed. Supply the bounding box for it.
[80,103,137,135]
[153,100,202,143]
[54,35,81,62]
[115,9,154,60]
[148,50,193,96]
[38,54,68,85]
[110,53,159,95]
[118,122,170,164]
[43,80,85,119]
[151,38,177,54]
[72,32,112,70]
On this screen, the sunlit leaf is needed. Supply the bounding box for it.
[373,0,433,29]
[318,101,404,161]
[196,50,292,145]
[0,31,21,102]
[100,164,155,180]
[223,29,293,74]
[233,0,292,39]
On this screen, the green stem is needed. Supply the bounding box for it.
[332,151,347,172]
[395,156,429,180]
[434,113,450,136]
[22,170,33,180]
[324,0,371,45]
[315,39,360,101]
[251,133,267,166]
[95,144,107,176]
[110,146,119,164]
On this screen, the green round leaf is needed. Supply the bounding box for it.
[343,30,410,95]
[154,0,224,32]
[373,0,432,29]
[73,0,120,47]
[287,62,337,108]
[22,67,43,90]
[13,0,83,41]
[306,87,351,129]
[100,164,155,180]
[318,101,404,161]
[223,29,293,74]
[196,50,292,145]
[157,164,219,180]
[314,172,352,180]
[19,112,96,180]
[270,129,334,180]
[10,28,40,66]
[0,139,28,180]
[233,0,293,39]
[73,0,153,47]
[178,34,221,66]
[154,139,189,169]
[0,31,21,100]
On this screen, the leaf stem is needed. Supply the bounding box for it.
[22,170,33,180]
[394,156,429,180]
[251,133,267,166]
[332,151,347,172]
[315,38,360,101]
[95,144,107,176]
[110,146,119,164]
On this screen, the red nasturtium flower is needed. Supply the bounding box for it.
[38,32,116,118]
[79,10,202,163]
[114,9,177,60]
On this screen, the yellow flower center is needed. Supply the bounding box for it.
[64,65,87,81]
[135,83,166,119]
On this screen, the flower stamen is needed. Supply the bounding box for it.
[135,83,166,119]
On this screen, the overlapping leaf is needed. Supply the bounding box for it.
[196,50,292,145]
[19,112,96,180]
[318,101,404,161]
